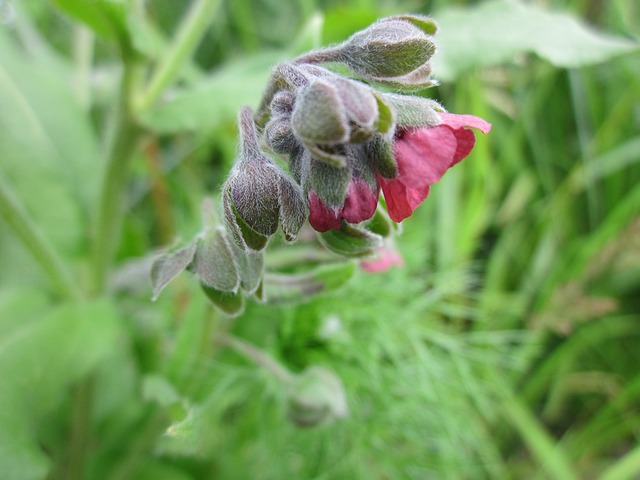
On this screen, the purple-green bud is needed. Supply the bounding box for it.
[336,15,438,90]
[265,116,298,155]
[286,366,348,428]
[224,107,308,251]
[291,77,380,167]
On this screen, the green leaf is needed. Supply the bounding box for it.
[51,0,127,42]
[140,52,284,134]
[434,0,639,80]
[0,299,121,480]
[0,31,100,286]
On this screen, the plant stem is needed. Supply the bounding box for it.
[0,173,80,300]
[107,409,169,480]
[90,57,140,293]
[292,46,343,65]
[62,376,95,480]
[218,334,295,384]
[134,0,223,114]
[73,25,94,111]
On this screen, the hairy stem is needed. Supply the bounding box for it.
[292,45,343,65]
[0,173,80,300]
[90,56,141,293]
[134,0,223,114]
[218,334,295,384]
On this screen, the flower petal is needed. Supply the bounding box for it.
[450,127,477,164]
[341,180,379,225]
[308,191,342,232]
[380,177,430,222]
[437,112,492,134]
[393,125,458,188]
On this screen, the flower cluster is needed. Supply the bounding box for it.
[223,15,491,263]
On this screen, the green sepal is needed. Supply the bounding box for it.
[201,283,246,317]
[191,226,240,293]
[150,241,197,301]
[366,134,397,179]
[366,204,394,238]
[395,15,438,35]
[231,242,264,295]
[382,93,442,127]
[374,93,395,134]
[224,189,269,251]
[318,222,383,258]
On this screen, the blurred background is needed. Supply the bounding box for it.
[0,0,639,479]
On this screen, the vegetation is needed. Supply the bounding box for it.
[0,0,638,478]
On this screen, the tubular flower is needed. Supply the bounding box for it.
[379,112,491,222]
[308,178,379,232]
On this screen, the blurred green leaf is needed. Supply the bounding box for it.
[434,0,639,80]
[51,0,127,42]
[140,52,284,134]
[0,299,121,480]
[0,31,101,259]
[321,7,381,45]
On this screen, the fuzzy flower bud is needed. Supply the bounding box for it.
[286,366,348,428]
[335,15,438,90]
[291,76,380,167]
[224,107,307,251]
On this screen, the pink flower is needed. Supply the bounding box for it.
[308,179,379,232]
[380,112,491,222]
[360,245,404,273]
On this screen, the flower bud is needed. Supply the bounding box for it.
[224,107,308,251]
[264,116,298,155]
[336,15,438,90]
[291,77,379,167]
[286,366,348,428]
[302,145,381,232]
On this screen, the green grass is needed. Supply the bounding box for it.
[0,0,639,479]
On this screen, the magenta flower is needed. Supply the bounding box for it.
[380,112,491,222]
[308,179,379,232]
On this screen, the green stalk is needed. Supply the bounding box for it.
[134,0,223,114]
[107,409,169,480]
[499,387,579,480]
[0,173,80,300]
[219,334,295,384]
[73,25,94,111]
[90,56,141,293]
[596,436,640,480]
